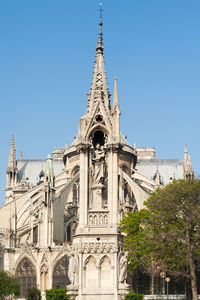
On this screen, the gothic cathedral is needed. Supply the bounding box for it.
[0,16,194,300]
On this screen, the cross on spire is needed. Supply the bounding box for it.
[99,2,103,26]
[96,2,104,54]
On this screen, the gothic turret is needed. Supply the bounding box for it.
[183,144,194,179]
[45,154,55,188]
[6,135,18,202]
[41,154,55,247]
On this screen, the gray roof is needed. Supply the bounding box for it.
[17,159,64,186]
[136,159,184,185]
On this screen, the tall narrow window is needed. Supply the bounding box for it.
[33,226,38,244]
[67,224,71,242]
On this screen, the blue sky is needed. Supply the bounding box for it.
[0,0,200,203]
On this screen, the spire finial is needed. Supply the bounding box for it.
[96,2,104,54]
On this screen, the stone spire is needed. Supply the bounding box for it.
[112,77,121,113]
[7,134,17,170]
[183,144,194,179]
[184,144,187,160]
[86,4,111,117]
[112,77,121,135]
[6,135,18,201]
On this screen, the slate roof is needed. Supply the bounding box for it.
[136,159,184,185]
[17,159,64,186]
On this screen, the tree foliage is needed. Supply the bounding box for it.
[45,287,69,300]
[26,287,41,300]
[121,179,200,300]
[125,291,144,300]
[0,271,20,299]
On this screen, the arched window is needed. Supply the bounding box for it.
[92,130,105,148]
[16,257,36,298]
[53,256,70,288]
[72,167,80,206]
[72,166,79,176]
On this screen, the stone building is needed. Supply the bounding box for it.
[0,16,194,300]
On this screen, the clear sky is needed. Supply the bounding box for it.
[0,0,200,203]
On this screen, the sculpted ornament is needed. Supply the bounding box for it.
[82,242,113,254]
[0,230,9,245]
[41,264,48,274]
[92,143,105,185]
[68,253,78,286]
[17,241,36,264]
[119,252,128,286]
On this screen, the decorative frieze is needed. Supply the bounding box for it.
[88,211,108,226]
[81,242,114,254]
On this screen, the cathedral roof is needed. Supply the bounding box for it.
[136,158,184,185]
[17,159,64,186]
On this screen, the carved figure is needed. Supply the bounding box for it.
[125,194,130,204]
[68,253,78,286]
[92,143,105,184]
[119,252,128,284]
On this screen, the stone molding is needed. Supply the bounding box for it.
[81,242,115,254]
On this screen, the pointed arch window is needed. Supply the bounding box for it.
[53,256,70,288]
[15,257,36,298]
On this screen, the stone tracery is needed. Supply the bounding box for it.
[53,255,70,288]
[15,257,36,298]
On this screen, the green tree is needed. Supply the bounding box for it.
[26,287,41,300]
[0,270,20,299]
[45,287,69,300]
[125,291,144,300]
[121,179,200,300]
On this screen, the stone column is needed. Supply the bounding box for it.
[112,150,118,226]
[107,146,119,226]
[107,149,113,224]
[114,250,118,300]
[79,148,88,227]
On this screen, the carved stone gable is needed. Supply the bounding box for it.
[17,242,36,264]
[40,251,48,266]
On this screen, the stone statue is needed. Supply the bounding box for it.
[68,253,78,286]
[119,252,128,285]
[92,143,105,185]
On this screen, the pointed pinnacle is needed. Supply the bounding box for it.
[112,76,120,108]
[184,144,188,159]
[8,134,17,169]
